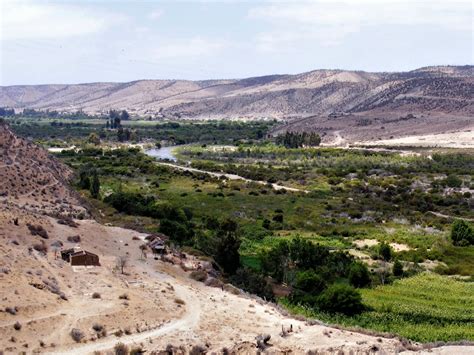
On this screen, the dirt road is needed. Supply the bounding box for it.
[156,162,309,193]
[51,264,201,354]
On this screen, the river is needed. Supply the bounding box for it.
[145,146,178,162]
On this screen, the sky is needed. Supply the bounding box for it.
[0,0,472,85]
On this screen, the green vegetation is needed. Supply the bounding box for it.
[6,116,274,146]
[282,273,474,342]
[276,131,321,148]
[451,219,474,246]
[14,118,472,342]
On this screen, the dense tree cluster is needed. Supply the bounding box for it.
[0,107,15,116]
[276,131,321,148]
[0,107,98,119]
[261,237,366,315]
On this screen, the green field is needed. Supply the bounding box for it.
[282,273,474,342]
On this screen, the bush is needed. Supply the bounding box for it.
[67,235,81,243]
[119,293,129,300]
[130,346,144,355]
[451,220,474,246]
[114,342,129,355]
[348,262,371,288]
[13,321,21,331]
[445,174,463,188]
[27,224,49,239]
[317,284,364,315]
[379,242,393,261]
[92,323,104,332]
[189,270,207,282]
[70,328,84,342]
[33,241,48,254]
[92,292,101,299]
[393,259,404,277]
[294,270,327,294]
[230,268,274,300]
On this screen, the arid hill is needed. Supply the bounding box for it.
[1,66,472,120]
[0,122,85,217]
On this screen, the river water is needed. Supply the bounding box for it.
[145,146,178,162]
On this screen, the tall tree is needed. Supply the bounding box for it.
[214,219,241,274]
[90,173,100,199]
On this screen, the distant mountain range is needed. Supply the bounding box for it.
[0,65,472,120]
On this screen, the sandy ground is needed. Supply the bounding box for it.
[355,130,474,148]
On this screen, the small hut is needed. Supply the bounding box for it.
[70,250,100,266]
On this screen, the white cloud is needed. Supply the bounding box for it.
[148,9,163,20]
[0,0,126,40]
[248,1,472,51]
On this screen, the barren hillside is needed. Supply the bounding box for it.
[0,122,85,217]
[1,66,472,121]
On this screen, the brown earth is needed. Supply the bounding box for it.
[1,66,472,123]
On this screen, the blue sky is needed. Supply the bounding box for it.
[0,0,472,85]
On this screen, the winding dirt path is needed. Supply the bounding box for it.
[50,266,201,354]
[428,211,474,222]
[156,162,309,193]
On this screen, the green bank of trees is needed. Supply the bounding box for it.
[276,131,321,148]
[262,237,366,315]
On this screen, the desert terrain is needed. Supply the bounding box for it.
[1,66,472,123]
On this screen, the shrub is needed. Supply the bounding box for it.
[445,174,463,188]
[27,224,49,239]
[13,321,21,331]
[92,292,101,299]
[451,220,474,246]
[119,293,129,300]
[317,284,364,315]
[130,346,144,355]
[70,328,84,342]
[294,270,327,294]
[272,214,284,223]
[67,235,81,243]
[348,262,371,288]
[230,268,274,300]
[114,342,129,355]
[33,241,48,254]
[190,345,207,354]
[189,270,207,282]
[379,242,393,261]
[393,259,404,277]
[92,323,104,332]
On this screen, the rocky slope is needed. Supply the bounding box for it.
[1,66,472,120]
[0,121,85,217]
